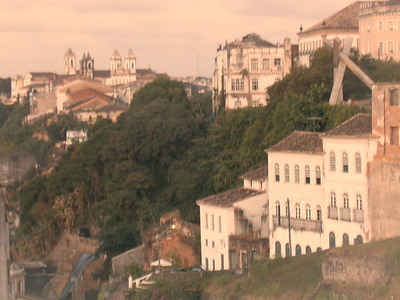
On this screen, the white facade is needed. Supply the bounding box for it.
[212,33,291,112]
[197,167,268,271]
[267,115,378,258]
[106,49,137,86]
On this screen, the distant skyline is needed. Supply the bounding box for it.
[0,0,355,78]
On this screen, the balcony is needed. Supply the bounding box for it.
[340,208,351,221]
[353,209,364,223]
[272,216,323,233]
[327,206,338,220]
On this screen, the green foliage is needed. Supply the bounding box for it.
[47,114,87,143]
[125,262,145,280]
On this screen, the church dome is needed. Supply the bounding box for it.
[65,48,75,57]
[111,50,121,60]
[125,49,136,59]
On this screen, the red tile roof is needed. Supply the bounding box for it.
[197,187,265,208]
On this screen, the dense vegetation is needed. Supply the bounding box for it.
[2,48,399,264]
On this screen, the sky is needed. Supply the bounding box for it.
[0,0,355,78]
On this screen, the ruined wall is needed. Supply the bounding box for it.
[111,245,144,276]
[368,160,400,241]
[322,252,392,284]
[0,152,35,185]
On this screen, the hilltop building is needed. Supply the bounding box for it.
[197,166,269,271]
[297,1,361,67]
[212,33,292,112]
[358,0,400,60]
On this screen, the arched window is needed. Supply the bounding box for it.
[316,205,322,221]
[342,152,349,173]
[329,232,336,249]
[317,247,322,252]
[285,243,290,257]
[305,165,310,184]
[355,235,363,245]
[355,153,362,173]
[275,201,281,225]
[275,242,281,257]
[295,244,302,256]
[306,246,312,254]
[284,164,289,182]
[330,152,336,171]
[295,203,301,219]
[316,166,321,185]
[356,194,363,210]
[305,204,311,220]
[294,165,300,183]
[330,192,336,207]
[343,193,349,209]
[343,233,349,246]
[70,58,74,67]
[275,164,280,182]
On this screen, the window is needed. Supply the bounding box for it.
[229,250,237,269]
[330,152,336,171]
[316,205,322,221]
[205,239,208,246]
[355,153,362,173]
[221,254,224,270]
[205,258,209,271]
[263,58,269,69]
[212,241,215,248]
[329,232,336,249]
[284,164,289,182]
[330,192,337,207]
[295,203,301,219]
[275,241,281,257]
[388,41,394,53]
[285,243,290,257]
[251,59,258,71]
[305,204,311,220]
[212,259,215,271]
[343,193,349,209]
[211,214,215,231]
[342,152,348,172]
[275,163,280,182]
[390,89,399,106]
[390,127,399,145]
[305,165,310,184]
[218,216,222,233]
[294,165,300,183]
[316,166,321,185]
[343,233,349,246]
[276,201,281,225]
[285,201,289,217]
[274,58,281,66]
[378,21,384,31]
[379,42,384,55]
[306,246,312,254]
[388,20,394,30]
[205,213,208,229]
[231,79,244,91]
[295,245,301,256]
[356,194,363,210]
[355,235,363,245]
[251,78,258,90]
[251,250,260,262]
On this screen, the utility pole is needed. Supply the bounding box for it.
[0,187,9,300]
[287,198,292,257]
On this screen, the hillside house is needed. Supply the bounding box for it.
[197,166,268,271]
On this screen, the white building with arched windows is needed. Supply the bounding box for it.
[266,114,378,258]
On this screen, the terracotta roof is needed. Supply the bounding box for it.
[68,88,112,107]
[65,48,75,57]
[299,1,361,35]
[225,33,276,50]
[323,113,372,138]
[239,165,268,181]
[196,187,265,208]
[267,131,323,154]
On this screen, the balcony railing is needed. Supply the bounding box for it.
[353,209,364,223]
[327,206,338,220]
[272,216,323,233]
[340,208,351,221]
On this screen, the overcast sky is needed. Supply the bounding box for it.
[0,0,354,78]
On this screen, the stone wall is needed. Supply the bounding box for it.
[322,252,392,284]
[0,152,35,185]
[111,245,144,276]
[368,160,400,241]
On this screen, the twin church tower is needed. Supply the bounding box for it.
[63,48,137,85]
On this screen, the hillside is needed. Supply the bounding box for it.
[132,238,400,300]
